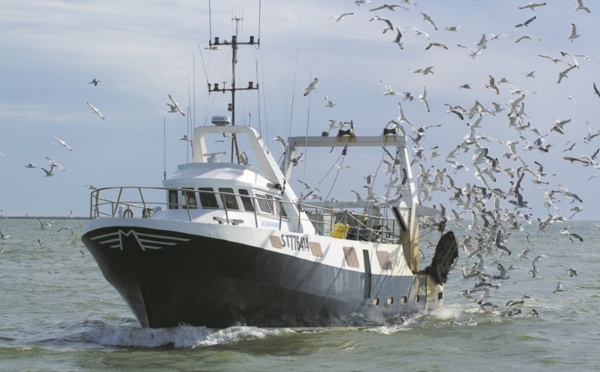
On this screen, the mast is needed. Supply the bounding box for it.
[207,15,260,163]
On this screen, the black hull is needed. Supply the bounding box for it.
[82,226,442,328]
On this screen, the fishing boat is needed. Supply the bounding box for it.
[81,17,458,329]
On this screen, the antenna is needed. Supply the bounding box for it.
[207,5,260,163]
[163,117,167,181]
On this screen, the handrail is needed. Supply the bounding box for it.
[88,186,401,243]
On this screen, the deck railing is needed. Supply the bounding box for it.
[89,187,401,243]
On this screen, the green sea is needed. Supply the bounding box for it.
[0,218,598,371]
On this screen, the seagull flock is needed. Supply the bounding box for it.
[1,0,594,316]
[2,75,187,181]
[295,0,597,316]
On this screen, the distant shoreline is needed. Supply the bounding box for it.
[0,216,90,220]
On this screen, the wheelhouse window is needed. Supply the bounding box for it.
[168,189,178,209]
[219,187,239,210]
[267,195,287,218]
[198,187,219,209]
[183,188,197,209]
[255,193,272,213]
[239,189,255,211]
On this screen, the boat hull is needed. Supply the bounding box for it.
[82,223,443,328]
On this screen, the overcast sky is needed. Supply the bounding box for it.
[1,0,599,220]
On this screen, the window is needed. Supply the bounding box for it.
[239,189,255,211]
[218,187,239,210]
[183,188,197,209]
[266,195,287,218]
[265,195,275,214]
[255,193,272,213]
[168,189,178,209]
[198,187,219,209]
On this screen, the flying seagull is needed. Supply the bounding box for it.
[568,23,580,42]
[369,15,394,33]
[89,78,101,86]
[515,15,537,27]
[45,157,65,171]
[168,94,185,116]
[575,0,590,13]
[87,102,105,120]
[324,96,336,107]
[420,12,438,30]
[380,80,399,96]
[331,13,354,22]
[304,78,319,96]
[418,86,430,112]
[53,136,73,151]
[370,4,408,12]
[518,2,547,11]
[392,27,404,48]
[41,166,55,177]
[594,82,600,98]
[557,64,578,84]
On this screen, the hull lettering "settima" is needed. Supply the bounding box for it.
[280,234,309,251]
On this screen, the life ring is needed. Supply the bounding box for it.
[123,208,134,218]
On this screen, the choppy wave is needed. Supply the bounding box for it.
[82,320,294,348]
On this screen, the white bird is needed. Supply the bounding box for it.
[45,157,65,171]
[392,27,404,49]
[331,13,354,22]
[418,86,430,112]
[369,15,394,33]
[515,15,537,27]
[87,102,105,120]
[37,218,51,230]
[409,27,430,39]
[0,231,10,239]
[425,42,448,50]
[370,4,407,12]
[53,136,73,151]
[292,153,304,166]
[518,2,547,11]
[304,78,319,96]
[575,0,590,13]
[397,102,413,126]
[380,80,399,96]
[383,160,395,174]
[557,64,578,84]
[179,134,193,144]
[324,96,336,107]
[420,12,438,30]
[168,94,185,116]
[412,66,434,75]
[515,35,541,43]
[568,23,580,42]
[274,135,287,152]
[41,166,55,177]
[89,78,100,86]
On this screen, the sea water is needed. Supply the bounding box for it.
[0,218,598,371]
